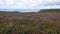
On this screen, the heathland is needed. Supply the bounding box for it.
[0,9,60,34]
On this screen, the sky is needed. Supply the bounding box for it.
[0,0,60,9]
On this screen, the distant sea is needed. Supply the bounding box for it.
[0,9,39,12]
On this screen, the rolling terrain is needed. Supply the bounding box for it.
[0,9,60,34]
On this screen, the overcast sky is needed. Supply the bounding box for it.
[0,0,60,9]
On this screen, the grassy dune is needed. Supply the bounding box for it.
[0,9,60,34]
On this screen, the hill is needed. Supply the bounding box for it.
[39,9,60,12]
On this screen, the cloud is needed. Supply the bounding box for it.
[0,0,60,9]
[0,0,43,9]
[0,0,4,4]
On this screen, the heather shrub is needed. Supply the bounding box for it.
[0,12,60,34]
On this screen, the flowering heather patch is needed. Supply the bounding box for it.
[0,12,60,34]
